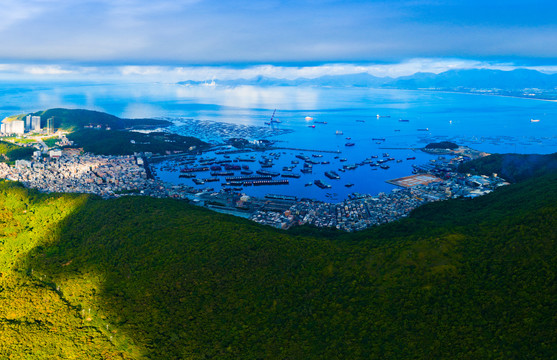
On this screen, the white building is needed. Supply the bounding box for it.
[24,115,41,132]
[31,116,41,131]
[1,119,25,134]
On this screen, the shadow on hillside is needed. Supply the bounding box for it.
[19,194,339,359]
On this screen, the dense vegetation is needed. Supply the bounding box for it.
[424,141,458,150]
[0,140,35,163]
[458,152,557,182]
[67,128,208,156]
[0,164,555,358]
[29,108,172,132]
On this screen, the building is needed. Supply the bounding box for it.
[49,149,62,158]
[31,116,41,131]
[1,119,25,134]
[25,115,32,131]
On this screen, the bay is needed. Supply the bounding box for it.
[1,81,556,202]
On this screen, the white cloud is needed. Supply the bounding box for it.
[0,59,555,82]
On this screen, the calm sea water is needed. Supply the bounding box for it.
[1,81,556,201]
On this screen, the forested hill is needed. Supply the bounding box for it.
[29,108,172,131]
[0,170,556,358]
[458,152,557,182]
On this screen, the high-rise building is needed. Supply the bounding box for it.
[1,119,25,134]
[25,115,32,131]
[31,116,41,131]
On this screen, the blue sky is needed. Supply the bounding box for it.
[0,0,556,79]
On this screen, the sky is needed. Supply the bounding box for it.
[0,0,556,80]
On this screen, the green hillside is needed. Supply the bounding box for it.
[0,170,556,358]
[67,128,208,156]
[0,140,35,164]
[30,108,172,132]
[458,152,557,182]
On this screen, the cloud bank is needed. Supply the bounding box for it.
[0,0,556,64]
[0,59,556,83]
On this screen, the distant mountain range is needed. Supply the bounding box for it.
[178,69,557,94]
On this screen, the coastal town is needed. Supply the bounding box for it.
[0,139,509,232]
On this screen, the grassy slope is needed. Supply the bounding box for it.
[0,171,555,359]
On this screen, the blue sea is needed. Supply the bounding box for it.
[1,81,556,202]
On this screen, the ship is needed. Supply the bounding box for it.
[399,119,410,122]
[282,173,301,179]
[325,171,340,180]
[256,170,280,177]
[345,183,354,188]
[407,157,416,160]
[335,130,343,135]
[417,128,429,131]
[314,179,332,189]
[345,142,355,147]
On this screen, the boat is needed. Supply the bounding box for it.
[314,121,327,124]
[407,157,416,160]
[305,182,313,187]
[241,170,253,175]
[281,173,301,179]
[325,171,340,180]
[335,130,343,135]
[308,125,316,128]
[314,179,332,189]
[346,137,351,140]
[345,183,354,188]
[256,170,280,177]
[345,142,355,147]
[531,119,540,122]
[399,119,410,122]
[356,120,365,123]
[372,138,385,141]
[417,128,429,131]
[380,165,390,170]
